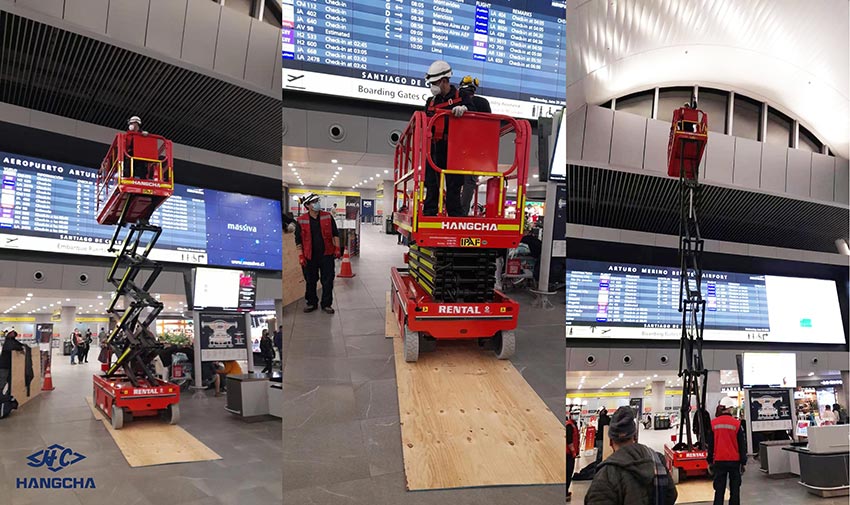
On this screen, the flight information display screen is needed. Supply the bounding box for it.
[0,152,282,270]
[282,0,566,118]
[566,260,846,344]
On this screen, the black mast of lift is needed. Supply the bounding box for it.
[102,200,165,387]
[675,96,709,451]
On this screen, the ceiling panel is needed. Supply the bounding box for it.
[568,0,849,157]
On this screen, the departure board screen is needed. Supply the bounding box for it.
[566,260,846,344]
[282,0,566,118]
[0,152,282,271]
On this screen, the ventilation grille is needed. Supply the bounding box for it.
[0,11,281,165]
[567,164,849,253]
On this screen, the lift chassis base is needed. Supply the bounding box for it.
[664,444,709,484]
[391,267,518,363]
[93,373,180,430]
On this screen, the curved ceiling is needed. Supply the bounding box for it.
[567,0,849,157]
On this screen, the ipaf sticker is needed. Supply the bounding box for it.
[459,237,481,247]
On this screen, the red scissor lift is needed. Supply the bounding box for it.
[663,102,711,482]
[391,110,530,362]
[92,131,180,429]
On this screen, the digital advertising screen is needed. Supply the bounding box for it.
[548,109,566,181]
[282,0,566,118]
[742,353,797,388]
[565,259,846,344]
[0,152,282,270]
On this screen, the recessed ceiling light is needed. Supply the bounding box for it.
[384,169,389,173]
[66,298,70,302]
[288,163,293,167]
[375,173,380,177]
[369,177,374,181]
[290,167,296,172]
[26,293,32,297]
[532,174,538,178]
[331,159,338,163]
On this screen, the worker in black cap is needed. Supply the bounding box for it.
[585,406,678,505]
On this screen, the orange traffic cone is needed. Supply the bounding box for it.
[42,361,55,391]
[338,236,356,278]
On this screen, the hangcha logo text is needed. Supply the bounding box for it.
[440,222,497,231]
[18,444,96,489]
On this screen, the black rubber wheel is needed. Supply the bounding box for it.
[494,330,516,359]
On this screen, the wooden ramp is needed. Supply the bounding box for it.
[675,479,728,504]
[86,397,221,467]
[385,291,400,339]
[392,336,566,490]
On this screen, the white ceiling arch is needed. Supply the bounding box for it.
[567,0,849,157]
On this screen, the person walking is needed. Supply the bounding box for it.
[259,329,275,375]
[585,406,678,505]
[566,409,581,502]
[295,193,341,314]
[708,397,747,505]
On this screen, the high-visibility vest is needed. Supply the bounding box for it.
[297,212,334,261]
[426,88,462,142]
[710,414,741,462]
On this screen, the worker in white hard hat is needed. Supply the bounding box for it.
[124,115,150,178]
[708,396,747,505]
[422,61,485,217]
[294,193,341,314]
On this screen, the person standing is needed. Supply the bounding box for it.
[708,397,747,505]
[70,328,79,365]
[565,409,581,502]
[98,328,108,348]
[585,406,678,505]
[422,61,481,217]
[456,76,491,216]
[595,406,610,464]
[82,329,93,363]
[259,329,275,375]
[295,193,341,314]
[0,330,25,398]
[273,325,283,360]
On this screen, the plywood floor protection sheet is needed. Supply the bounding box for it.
[392,337,566,490]
[86,397,221,467]
[675,479,729,503]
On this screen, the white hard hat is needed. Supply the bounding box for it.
[425,60,452,85]
[720,397,737,409]
[128,116,142,125]
[300,193,320,208]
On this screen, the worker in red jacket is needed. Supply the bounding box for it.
[708,397,747,505]
[294,193,341,314]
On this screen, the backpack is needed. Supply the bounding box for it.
[0,396,18,419]
[649,449,672,505]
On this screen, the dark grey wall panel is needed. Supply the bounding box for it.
[272,30,282,90]
[645,349,678,371]
[18,0,64,17]
[106,0,150,47]
[732,138,761,190]
[810,152,835,202]
[581,105,613,164]
[244,19,279,89]
[15,263,64,290]
[643,118,669,174]
[835,157,849,205]
[214,7,251,79]
[60,265,105,291]
[609,348,648,370]
[565,107,585,162]
[610,111,646,170]
[786,148,812,199]
[181,0,220,69]
[282,108,309,148]
[146,0,187,59]
[306,111,368,152]
[827,352,850,372]
[65,0,109,33]
[759,143,787,193]
[703,132,734,184]
[365,117,407,155]
[568,348,610,371]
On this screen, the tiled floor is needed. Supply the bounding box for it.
[0,354,282,505]
[569,425,842,504]
[282,225,567,504]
